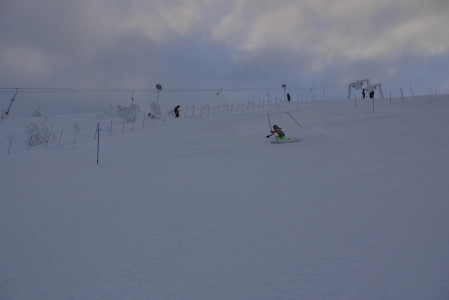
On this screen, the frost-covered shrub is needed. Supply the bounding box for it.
[97,104,115,118]
[148,102,162,119]
[31,106,42,117]
[25,122,52,147]
[116,104,140,123]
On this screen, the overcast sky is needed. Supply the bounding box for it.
[1,0,448,113]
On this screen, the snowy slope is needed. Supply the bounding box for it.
[1,96,449,299]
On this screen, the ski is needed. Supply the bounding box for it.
[271,138,300,144]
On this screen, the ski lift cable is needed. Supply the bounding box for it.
[0,84,342,94]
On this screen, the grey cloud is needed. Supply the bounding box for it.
[1,0,448,115]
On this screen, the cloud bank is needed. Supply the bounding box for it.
[1,0,448,112]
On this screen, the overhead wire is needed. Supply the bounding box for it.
[0,84,344,94]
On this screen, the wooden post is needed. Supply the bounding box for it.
[45,132,51,148]
[8,138,13,154]
[58,129,63,147]
[96,123,100,164]
[73,125,78,144]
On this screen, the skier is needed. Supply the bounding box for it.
[369,90,375,99]
[362,89,366,99]
[174,105,180,118]
[267,125,287,140]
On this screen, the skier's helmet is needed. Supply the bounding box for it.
[273,125,279,129]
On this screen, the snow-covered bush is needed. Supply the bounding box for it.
[31,106,42,117]
[25,121,52,147]
[148,102,162,119]
[97,103,115,118]
[116,104,140,123]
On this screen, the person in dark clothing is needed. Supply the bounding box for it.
[287,93,291,102]
[362,89,366,99]
[369,90,374,99]
[174,105,180,118]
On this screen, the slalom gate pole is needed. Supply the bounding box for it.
[267,113,273,130]
[97,123,100,164]
[286,112,302,127]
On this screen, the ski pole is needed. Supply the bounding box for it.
[286,111,301,127]
[266,113,278,140]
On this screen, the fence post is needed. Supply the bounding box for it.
[45,132,51,148]
[73,124,78,144]
[97,123,100,164]
[58,129,63,147]
[8,138,13,154]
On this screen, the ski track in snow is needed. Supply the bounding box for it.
[1,96,449,299]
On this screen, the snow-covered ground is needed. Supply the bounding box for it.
[1,95,448,299]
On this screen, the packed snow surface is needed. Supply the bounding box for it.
[1,96,449,299]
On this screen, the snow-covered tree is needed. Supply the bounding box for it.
[31,106,42,117]
[116,104,140,123]
[148,102,162,119]
[25,121,52,147]
[97,103,114,118]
